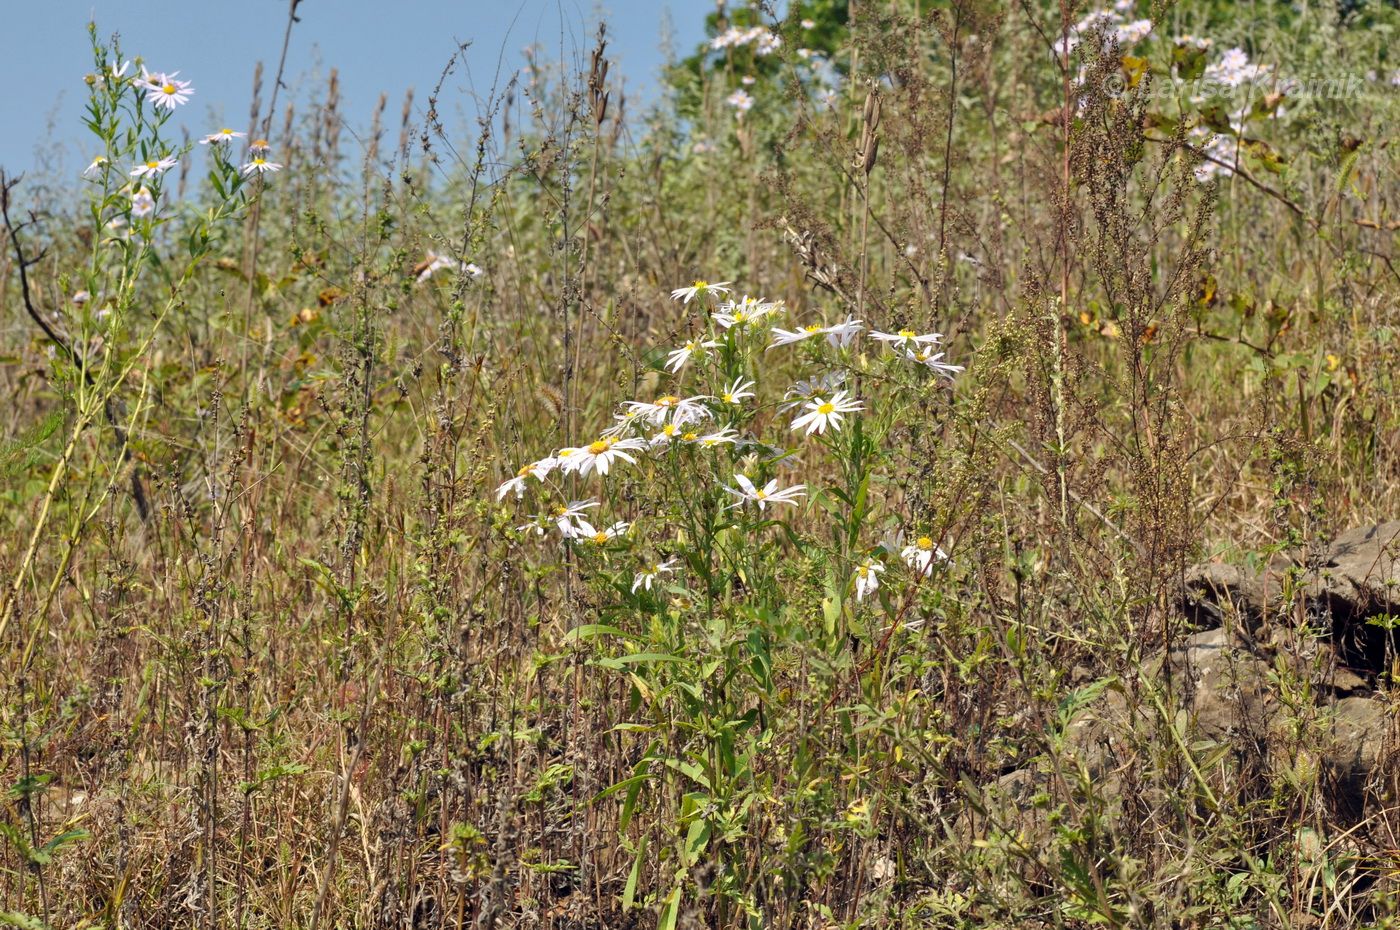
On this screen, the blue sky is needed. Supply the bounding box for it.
[1,0,706,177]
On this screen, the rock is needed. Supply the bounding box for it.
[1313,522,1400,615]
[1326,697,1394,814]
[1185,523,1400,679]
[1183,560,1286,623]
[1166,628,1279,741]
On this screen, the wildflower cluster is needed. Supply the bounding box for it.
[1053,0,1153,56]
[495,278,964,603]
[80,38,283,241]
[710,25,782,56]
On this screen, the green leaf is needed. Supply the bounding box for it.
[623,836,646,910]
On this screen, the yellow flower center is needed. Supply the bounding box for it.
[721,393,733,402]
[553,505,568,516]
[755,489,767,500]
[857,566,869,577]
[693,280,707,289]
[899,329,916,338]
[917,536,933,549]
[817,402,835,415]
[252,157,267,166]
[734,311,748,323]
[592,533,608,544]
[517,464,534,477]
[588,439,611,454]
[682,432,698,442]
[252,139,268,148]
[658,395,678,407]
[219,128,233,135]
[662,424,678,436]
[161,83,176,94]
[804,324,823,333]
[146,160,160,169]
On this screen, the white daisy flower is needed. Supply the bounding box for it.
[905,347,964,380]
[602,407,648,438]
[767,323,828,349]
[781,372,847,410]
[723,474,806,511]
[821,316,864,348]
[129,155,177,179]
[240,155,283,176]
[790,390,863,435]
[717,377,755,405]
[691,427,741,448]
[665,337,720,373]
[632,558,679,593]
[871,328,943,350]
[200,128,247,145]
[726,89,755,114]
[82,156,108,180]
[650,423,684,447]
[713,295,779,330]
[575,437,647,477]
[142,70,194,109]
[854,560,885,601]
[496,457,557,500]
[670,280,732,303]
[130,187,155,218]
[549,499,599,537]
[901,536,950,575]
[575,519,630,545]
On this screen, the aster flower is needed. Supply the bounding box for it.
[200,128,247,145]
[129,155,177,179]
[901,536,950,575]
[548,499,599,537]
[821,317,864,348]
[670,280,732,304]
[601,406,648,438]
[240,155,283,176]
[625,394,712,428]
[713,296,779,329]
[632,559,679,593]
[905,347,964,380]
[871,328,943,350]
[574,519,630,545]
[854,560,885,601]
[574,437,647,477]
[790,390,863,435]
[727,89,754,114]
[130,187,155,218]
[141,69,194,109]
[767,323,828,349]
[82,156,108,180]
[692,427,741,448]
[665,337,720,373]
[723,474,806,512]
[780,372,848,411]
[496,457,558,500]
[717,377,755,405]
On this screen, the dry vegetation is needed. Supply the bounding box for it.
[2,1,1400,927]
